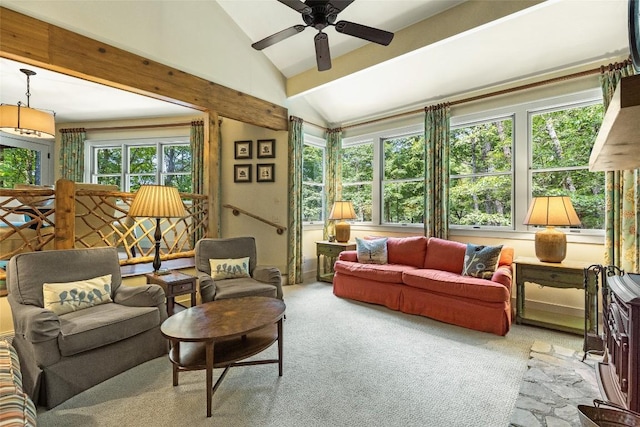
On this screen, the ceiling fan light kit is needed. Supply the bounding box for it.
[252,0,394,72]
[0,69,55,139]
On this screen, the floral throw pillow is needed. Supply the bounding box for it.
[209,257,251,280]
[43,274,113,316]
[462,244,503,279]
[356,237,388,264]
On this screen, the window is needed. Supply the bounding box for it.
[0,134,52,188]
[340,89,605,234]
[89,137,191,192]
[302,136,325,223]
[449,117,513,227]
[530,103,605,229]
[382,132,424,224]
[342,140,374,222]
[342,125,424,225]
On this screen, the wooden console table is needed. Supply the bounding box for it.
[316,240,356,282]
[515,257,597,337]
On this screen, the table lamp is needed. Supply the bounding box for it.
[523,196,581,263]
[329,200,357,243]
[129,185,186,274]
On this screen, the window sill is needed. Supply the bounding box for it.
[346,224,604,245]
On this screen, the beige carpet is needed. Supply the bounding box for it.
[37,282,583,427]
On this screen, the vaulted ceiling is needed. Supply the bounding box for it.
[0,1,630,128]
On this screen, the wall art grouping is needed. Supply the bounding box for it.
[234,163,275,183]
[234,139,275,160]
[234,139,276,183]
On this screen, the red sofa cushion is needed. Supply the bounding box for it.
[402,269,510,303]
[423,237,466,273]
[334,260,417,283]
[386,236,428,268]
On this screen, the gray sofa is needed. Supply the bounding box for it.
[195,237,283,302]
[7,247,168,408]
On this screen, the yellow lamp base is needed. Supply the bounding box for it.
[335,221,351,243]
[534,226,567,263]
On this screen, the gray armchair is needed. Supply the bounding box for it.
[195,237,283,302]
[7,247,168,408]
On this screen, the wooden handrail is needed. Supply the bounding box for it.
[223,204,286,235]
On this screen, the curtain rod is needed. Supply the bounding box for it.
[81,121,195,132]
[339,66,604,132]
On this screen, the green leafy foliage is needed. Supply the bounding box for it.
[450,119,513,226]
[383,134,424,223]
[342,143,374,222]
[530,104,605,229]
[302,144,324,222]
[0,145,40,188]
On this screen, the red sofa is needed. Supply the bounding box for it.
[333,236,514,336]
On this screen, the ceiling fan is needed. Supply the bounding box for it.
[251,0,394,72]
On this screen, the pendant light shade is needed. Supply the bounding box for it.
[0,69,55,139]
[0,104,56,139]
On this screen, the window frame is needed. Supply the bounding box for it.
[449,114,515,230]
[0,133,53,186]
[86,136,191,191]
[339,89,604,242]
[302,134,326,226]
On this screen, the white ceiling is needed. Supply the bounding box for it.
[0,0,631,128]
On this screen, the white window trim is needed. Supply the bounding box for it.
[0,134,53,185]
[302,134,326,226]
[86,136,190,190]
[340,88,605,244]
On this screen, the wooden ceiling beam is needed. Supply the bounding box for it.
[0,7,288,131]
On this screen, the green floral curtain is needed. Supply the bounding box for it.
[190,120,205,195]
[423,103,450,239]
[287,116,304,284]
[59,128,86,182]
[601,59,639,271]
[324,128,342,239]
[190,120,205,243]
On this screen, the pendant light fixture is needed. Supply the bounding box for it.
[0,68,55,139]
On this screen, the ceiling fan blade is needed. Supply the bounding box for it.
[314,32,332,71]
[277,0,312,15]
[328,1,355,14]
[252,25,307,50]
[335,20,394,46]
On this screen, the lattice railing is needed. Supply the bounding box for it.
[0,188,56,259]
[1,182,209,279]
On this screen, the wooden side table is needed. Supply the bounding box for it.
[145,271,197,316]
[316,241,356,282]
[514,257,597,338]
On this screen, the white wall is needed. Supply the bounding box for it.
[219,118,289,275]
[3,0,287,108]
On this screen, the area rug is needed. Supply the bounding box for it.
[37,282,583,427]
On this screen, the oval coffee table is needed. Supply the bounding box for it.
[160,296,286,418]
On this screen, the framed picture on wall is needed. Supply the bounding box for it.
[257,139,275,158]
[256,163,275,182]
[234,140,252,159]
[234,164,252,183]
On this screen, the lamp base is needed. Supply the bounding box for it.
[335,221,351,243]
[534,226,567,263]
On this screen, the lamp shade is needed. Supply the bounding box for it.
[328,201,357,220]
[329,201,356,243]
[524,196,580,263]
[0,104,55,139]
[523,196,581,227]
[129,185,186,218]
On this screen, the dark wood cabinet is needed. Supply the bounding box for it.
[598,273,640,411]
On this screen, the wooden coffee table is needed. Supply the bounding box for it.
[160,296,285,418]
